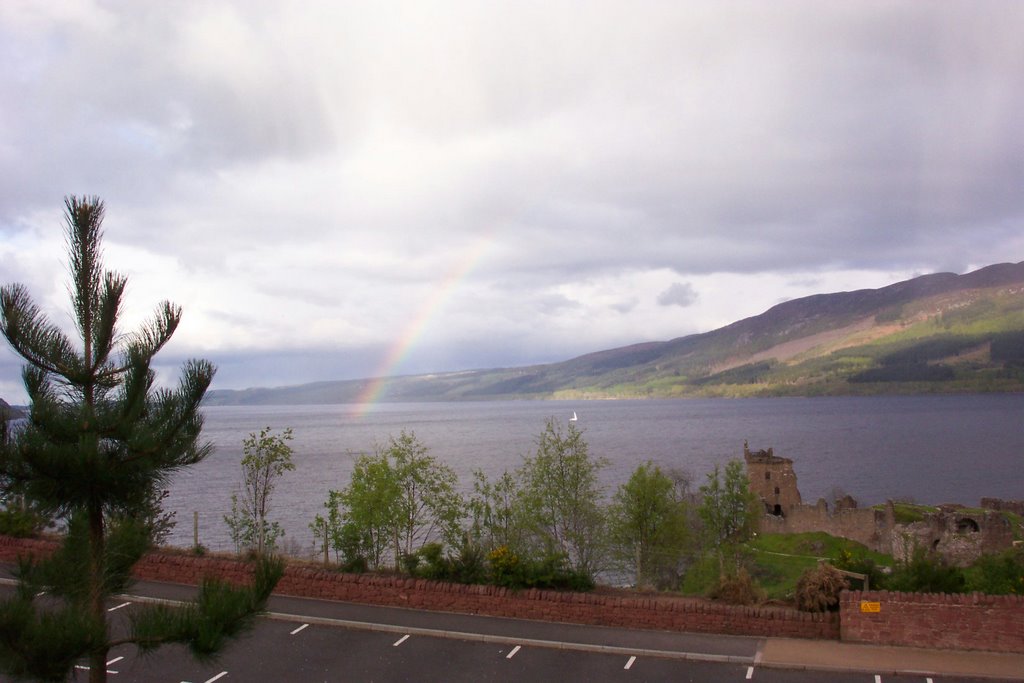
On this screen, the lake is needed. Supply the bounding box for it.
[165,394,1024,552]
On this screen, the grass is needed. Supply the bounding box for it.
[747,532,893,600]
[681,532,895,602]
[870,502,938,524]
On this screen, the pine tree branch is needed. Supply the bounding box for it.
[0,284,79,379]
[118,556,283,656]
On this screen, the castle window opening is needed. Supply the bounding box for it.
[765,472,771,480]
[773,504,783,516]
[774,486,780,495]
[957,518,980,533]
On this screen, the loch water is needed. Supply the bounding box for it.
[165,394,1024,551]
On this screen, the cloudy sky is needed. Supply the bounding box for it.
[1,1,1022,402]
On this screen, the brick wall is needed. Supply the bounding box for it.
[841,590,1024,654]
[0,535,836,639]
[12,536,1024,652]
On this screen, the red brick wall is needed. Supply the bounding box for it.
[0,535,836,639]
[841,590,1024,654]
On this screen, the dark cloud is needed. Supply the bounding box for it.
[1,1,1022,395]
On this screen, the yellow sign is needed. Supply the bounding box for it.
[860,601,881,613]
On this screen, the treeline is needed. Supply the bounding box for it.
[218,422,1024,610]
[848,331,1024,383]
[222,420,759,594]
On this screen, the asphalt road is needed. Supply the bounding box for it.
[83,612,994,683]
[0,577,1001,682]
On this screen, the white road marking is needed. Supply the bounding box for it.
[506,645,521,659]
[204,673,228,683]
[926,679,934,683]
[74,664,119,674]
[875,676,882,683]
[108,601,131,612]
[746,665,754,679]
[393,634,410,647]
[107,656,124,665]
[290,623,309,635]
[624,655,636,670]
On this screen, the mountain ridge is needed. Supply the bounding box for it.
[204,261,1024,405]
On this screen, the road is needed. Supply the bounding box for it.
[1,576,1007,682]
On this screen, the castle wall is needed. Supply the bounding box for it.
[982,498,1024,516]
[891,510,1016,565]
[758,500,892,553]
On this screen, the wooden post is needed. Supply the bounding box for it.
[193,511,199,549]
[323,518,329,567]
[820,558,869,591]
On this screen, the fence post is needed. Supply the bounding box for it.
[193,511,199,549]
[323,518,329,567]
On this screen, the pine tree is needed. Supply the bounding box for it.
[0,196,282,683]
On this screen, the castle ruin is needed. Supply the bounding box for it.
[743,443,1020,565]
[743,442,802,517]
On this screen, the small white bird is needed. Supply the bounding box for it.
[569,411,578,422]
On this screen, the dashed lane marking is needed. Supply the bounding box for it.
[506,645,521,659]
[875,676,882,683]
[746,665,754,679]
[393,634,410,647]
[624,655,636,670]
[108,601,131,612]
[107,657,124,666]
[204,673,229,683]
[290,623,309,635]
[74,664,119,675]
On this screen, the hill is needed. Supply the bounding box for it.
[204,262,1024,405]
[0,398,26,421]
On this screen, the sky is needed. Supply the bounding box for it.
[1,1,1023,403]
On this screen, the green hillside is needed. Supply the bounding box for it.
[204,261,1024,405]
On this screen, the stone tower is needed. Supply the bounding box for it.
[743,442,802,517]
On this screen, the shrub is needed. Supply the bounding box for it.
[488,544,521,586]
[966,548,1024,595]
[887,547,966,594]
[795,563,849,612]
[339,555,368,574]
[405,542,471,582]
[709,569,764,605]
[486,545,594,591]
[833,548,888,590]
[448,539,488,585]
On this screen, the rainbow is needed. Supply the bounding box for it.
[349,237,493,417]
